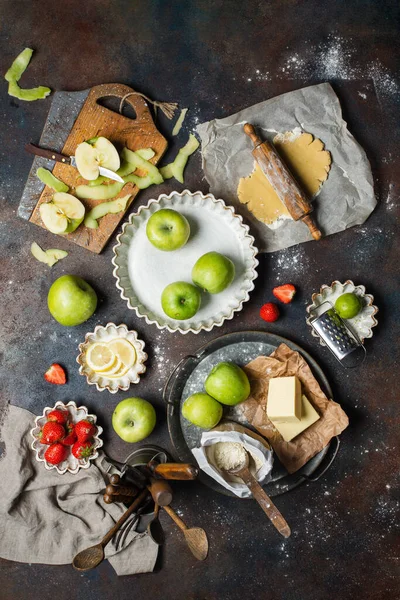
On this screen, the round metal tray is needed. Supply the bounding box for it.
[164,330,340,498]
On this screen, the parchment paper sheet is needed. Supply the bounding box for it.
[241,344,349,473]
[197,83,376,253]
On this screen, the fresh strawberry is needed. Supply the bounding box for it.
[39,421,65,444]
[260,302,280,323]
[72,440,94,460]
[44,442,69,465]
[44,364,66,385]
[47,409,68,425]
[75,419,96,442]
[272,284,296,304]
[62,423,77,446]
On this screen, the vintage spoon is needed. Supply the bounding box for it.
[163,505,208,561]
[147,503,165,545]
[72,488,148,571]
[226,450,291,538]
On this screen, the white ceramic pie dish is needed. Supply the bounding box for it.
[306,280,378,344]
[77,323,147,393]
[30,401,103,475]
[112,190,259,334]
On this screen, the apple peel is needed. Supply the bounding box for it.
[37,168,69,193]
[160,134,199,183]
[84,194,131,229]
[121,148,163,185]
[30,242,68,267]
[5,48,51,101]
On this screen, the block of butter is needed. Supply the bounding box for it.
[267,376,302,423]
[270,395,320,442]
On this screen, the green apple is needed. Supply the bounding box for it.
[182,392,223,429]
[205,362,250,406]
[161,281,201,320]
[39,192,85,235]
[112,397,156,443]
[47,275,97,326]
[75,137,120,180]
[146,209,190,251]
[192,251,235,294]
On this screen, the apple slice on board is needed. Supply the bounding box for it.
[39,192,85,235]
[75,137,120,180]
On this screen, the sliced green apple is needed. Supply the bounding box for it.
[39,192,85,235]
[94,137,120,171]
[75,142,100,180]
[75,137,120,180]
[84,194,131,229]
[30,242,68,266]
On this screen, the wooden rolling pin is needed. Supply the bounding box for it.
[243,123,322,240]
[148,461,199,481]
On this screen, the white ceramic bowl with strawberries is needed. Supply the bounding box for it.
[30,400,103,474]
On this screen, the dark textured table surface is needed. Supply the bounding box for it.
[0,2,399,599]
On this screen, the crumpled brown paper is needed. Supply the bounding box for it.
[240,343,349,474]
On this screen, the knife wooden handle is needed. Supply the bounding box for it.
[243,123,322,240]
[149,461,199,480]
[25,143,71,165]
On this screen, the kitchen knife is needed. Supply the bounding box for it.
[25,142,124,183]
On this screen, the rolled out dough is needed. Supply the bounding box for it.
[237,132,331,227]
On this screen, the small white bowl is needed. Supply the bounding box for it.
[306,280,378,344]
[77,323,147,393]
[30,401,103,475]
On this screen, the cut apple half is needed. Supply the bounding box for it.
[39,192,85,235]
[75,137,120,180]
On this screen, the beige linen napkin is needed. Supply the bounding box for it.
[0,404,158,575]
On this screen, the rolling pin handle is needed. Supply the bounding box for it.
[243,123,262,148]
[302,215,322,240]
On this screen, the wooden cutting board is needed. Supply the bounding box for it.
[29,83,168,254]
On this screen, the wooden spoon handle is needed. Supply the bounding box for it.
[162,505,188,532]
[240,468,291,538]
[151,462,199,480]
[101,489,148,548]
[147,478,173,507]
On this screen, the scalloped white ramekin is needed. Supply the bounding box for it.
[112,190,259,334]
[306,280,378,344]
[30,401,103,475]
[77,323,147,393]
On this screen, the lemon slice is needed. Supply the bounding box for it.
[98,356,123,376]
[86,343,116,372]
[107,339,136,369]
[106,362,131,379]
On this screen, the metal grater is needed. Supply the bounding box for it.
[309,302,366,368]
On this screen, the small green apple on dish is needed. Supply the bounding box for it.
[146,208,190,251]
[112,397,156,443]
[205,362,250,406]
[47,274,97,326]
[75,137,120,180]
[39,192,85,235]
[161,281,201,320]
[182,392,223,429]
[192,251,235,294]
